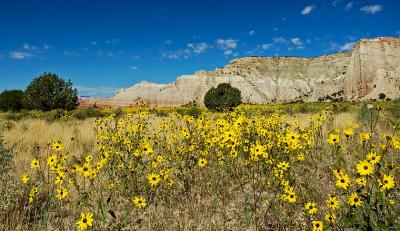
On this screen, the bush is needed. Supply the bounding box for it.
[70,107,105,120]
[379,93,386,100]
[0,90,24,112]
[23,72,78,111]
[204,83,242,112]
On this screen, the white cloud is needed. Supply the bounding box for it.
[216,38,238,56]
[76,86,118,96]
[63,50,80,56]
[187,42,210,54]
[164,40,172,45]
[130,66,138,70]
[22,43,37,50]
[91,41,98,46]
[273,27,278,32]
[9,51,32,59]
[273,37,287,44]
[261,44,272,50]
[216,39,238,49]
[340,42,355,51]
[301,5,316,15]
[131,55,141,60]
[360,5,383,14]
[162,42,210,59]
[344,1,354,11]
[105,38,120,45]
[248,30,255,36]
[43,43,51,50]
[291,38,303,46]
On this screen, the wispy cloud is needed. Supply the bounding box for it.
[360,5,383,14]
[105,38,120,45]
[273,37,288,44]
[247,43,272,55]
[130,66,138,70]
[291,38,303,46]
[340,42,355,51]
[8,42,50,60]
[248,30,255,36]
[301,5,316,15]
[76,86,118,97]
[328,41,355,51]
[9,51,33,59]
[162,42,211,60]
[187,42,211,54]
[63,50,80,56]
[43,43,52,50]
[344,1,354,11]
[216,38,238,56]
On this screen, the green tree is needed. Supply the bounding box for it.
[24,72,78,111]
[204,83,242,111]
[0,90,24,112]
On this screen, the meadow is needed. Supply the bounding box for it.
[0,101,399,230]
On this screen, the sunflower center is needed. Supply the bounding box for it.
[384,180,388,184]
[83,218,87,223]
[364,166,368,170]
[340,179,345,183]
[354,198,359,202]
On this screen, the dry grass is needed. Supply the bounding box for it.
[0,109,399,231]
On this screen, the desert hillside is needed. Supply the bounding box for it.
[80,37,400,108]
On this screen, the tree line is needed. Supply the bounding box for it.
[0,73,78,112]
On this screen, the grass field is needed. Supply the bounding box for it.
[0,102,399,230]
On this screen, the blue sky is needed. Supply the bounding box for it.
[0,0,399,97]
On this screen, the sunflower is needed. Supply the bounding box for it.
[30,159,40,169]
[198,158,207,168]
[348,192,362,207]
[356,160,374,176]
[54,175,64,185]
[356,177,367,186]
[56,187,68,200]
[147,173,161,186]
[380,174,395,191]
[51,141,64,152]
[21,173,29,184]
[286,192,297,203]
[311,221,323,231]
[76,212,94,230]
[305,202,318,215]
[324,213,336,224]
[366,152,381,165]
[326,195,339,210]
[81,162,92,177]
[327,133,340,145]
[47,154,58,167]
[335,173,350,190]
[132,196,147,208]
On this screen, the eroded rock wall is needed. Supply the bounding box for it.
[80,37,400,108]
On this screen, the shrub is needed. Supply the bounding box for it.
[204,83,241,111]
[23,72,78,111]
[0,90,24,112]
[70,107,105,120]
[379,93,386,100]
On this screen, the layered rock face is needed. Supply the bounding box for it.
[79,37,400,108]
[344,37,400,100]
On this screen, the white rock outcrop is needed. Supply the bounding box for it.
[80,37,400,108]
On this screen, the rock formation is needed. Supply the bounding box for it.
[79,37,400,108]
